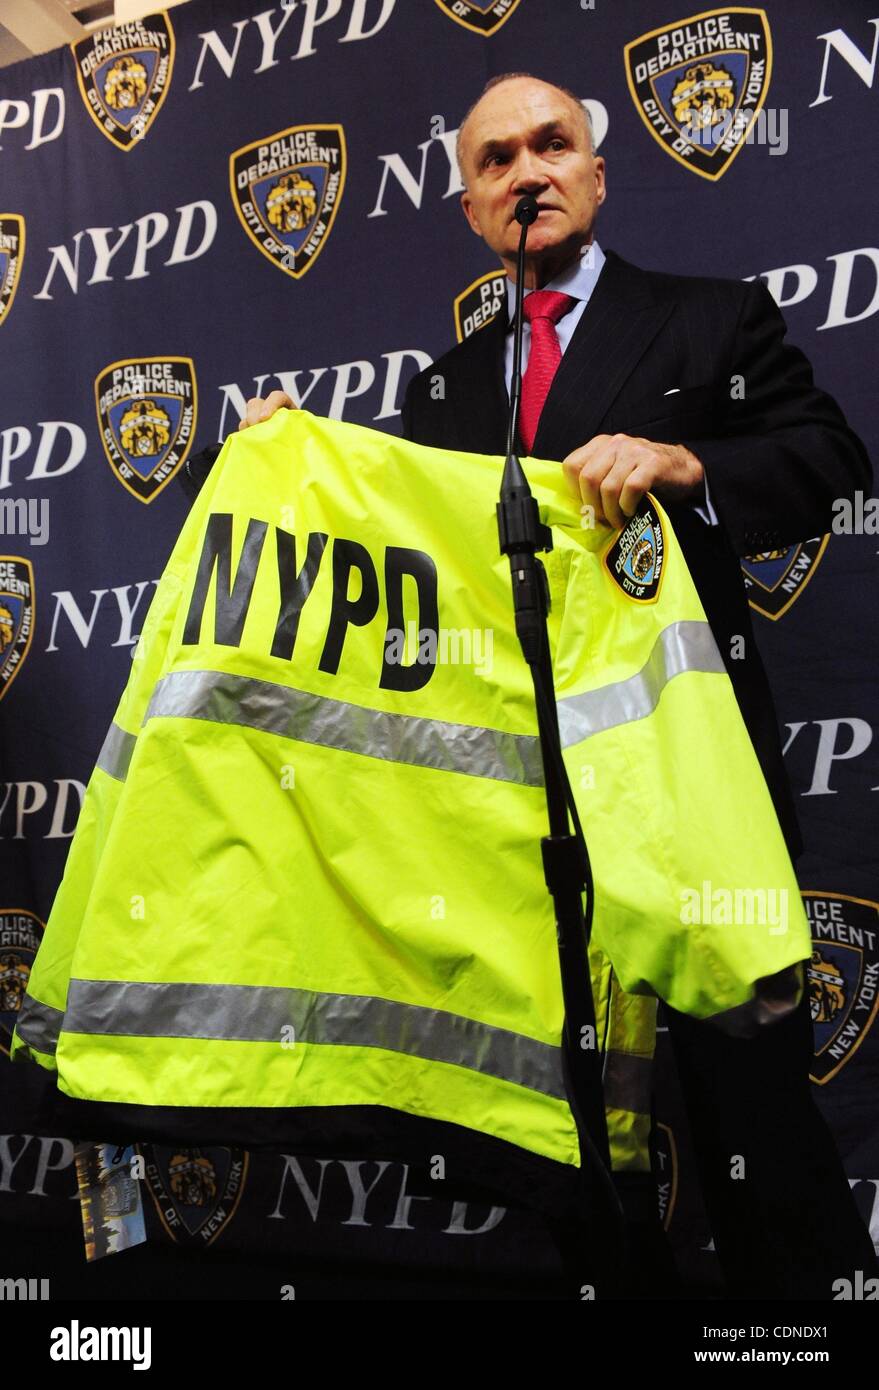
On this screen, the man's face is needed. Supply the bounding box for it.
[459,79,605,280]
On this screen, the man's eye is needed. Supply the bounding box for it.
[547,138,567,152]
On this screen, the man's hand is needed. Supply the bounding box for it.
[237,391,297,431]
[562,433,704,529]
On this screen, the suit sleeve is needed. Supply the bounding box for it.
[400,376,417,444]
[679,280,872,555]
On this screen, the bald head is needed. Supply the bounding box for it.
[456,74,595,185]
[456,73,606,288]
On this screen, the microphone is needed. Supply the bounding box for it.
[497,191,550,666]
[494,193,617,1218]
[507,194,539,457]
[515,192,540,224]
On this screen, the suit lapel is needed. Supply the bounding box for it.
[451,251,676,461]
[453,310,509,455]
[531,249,675,461]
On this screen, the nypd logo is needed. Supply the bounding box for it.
[72,12,175,151]
[95,357,197,504]
[0,215,25,327]
[0,557,34,700]
[454,270,506,342]
[740,536,827,619]
[804,892,879,1085]
[230,125,346,280]
[433,0,522,37]
[603,497,665,602]
[144,1146,248,1245]
[624,8,772,180]
[0,909,44,1056]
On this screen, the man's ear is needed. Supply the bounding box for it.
[460,191,482,237]
[594,156,607,207]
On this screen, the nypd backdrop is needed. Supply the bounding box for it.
[0,0,877,1297]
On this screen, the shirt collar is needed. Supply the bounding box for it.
[505,240,605,328]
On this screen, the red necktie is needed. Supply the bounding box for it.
[518,290,576,454]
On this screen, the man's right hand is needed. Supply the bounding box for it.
[237,391,297,431]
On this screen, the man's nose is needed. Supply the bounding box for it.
[511,149,549,191]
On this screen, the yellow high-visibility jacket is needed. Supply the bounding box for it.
[13,410,809,1196]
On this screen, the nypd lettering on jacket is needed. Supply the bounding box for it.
[183,515,440,692]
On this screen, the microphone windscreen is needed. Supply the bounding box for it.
[514,194,539,226]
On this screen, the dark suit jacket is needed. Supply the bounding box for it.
[399,248,872,859]
[180,248,871,858]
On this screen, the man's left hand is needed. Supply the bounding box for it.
[562,433,704,529]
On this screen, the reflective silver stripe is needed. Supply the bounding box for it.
[107,621,720,783]
[96,721,136,782]
[63,979,567,1100]
[14,993,64,1056]
[557,620,724,747]
[602,1050,653,1115]
[145,668,546,787]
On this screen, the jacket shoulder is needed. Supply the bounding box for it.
[405,318,504,402]
[608,249,755,314]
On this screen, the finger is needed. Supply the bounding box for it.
[575,437,620,523]
[598,444,653,529]
[598,455,637,531]
[239,396,267,430]
[561,435,611,497]
[618,464,655,520]
[258,390,297,420]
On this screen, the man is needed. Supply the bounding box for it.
[181,74,875,1299]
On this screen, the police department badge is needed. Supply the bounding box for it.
[454,270,507,342]
[95,356,197,503]
[230,125,346,280]
[144,1146,248,1245]
[624,8,772,180]
[0,557,34,701]
[72,12,175,151]
[0,215,25,328]
[740,536,827,620]
[603,496,665,602]
[432,0,522,36]
[804,892,879,1084]
[0,909,44,1056]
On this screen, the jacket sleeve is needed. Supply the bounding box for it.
[679,279,872,556]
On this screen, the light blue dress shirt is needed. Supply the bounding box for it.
[503,240,717,525]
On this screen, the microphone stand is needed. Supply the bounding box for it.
[496,197,624,1286]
